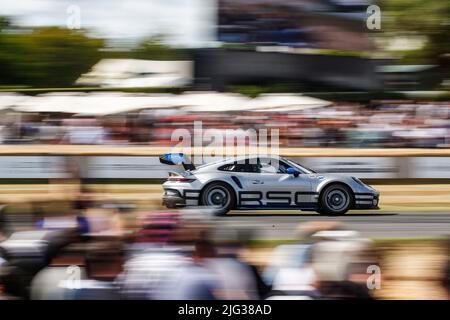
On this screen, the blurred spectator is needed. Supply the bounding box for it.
[30,259,87,300]
[204,243,259,300]
[30,241,122,300]
[61,118,107,145]
[442,238,450,300]
[69,242,123,300]
[117,215,199,299]
[0,229,78,299]
[160,240,219,300]
[0,99,449,148]
[310,229,376,300]
[0,205,6,241]
[265,221,342,299]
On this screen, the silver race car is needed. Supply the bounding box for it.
[160,153,379,216]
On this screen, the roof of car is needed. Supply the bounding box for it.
[195,155,284,171]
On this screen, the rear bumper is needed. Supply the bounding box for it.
[162,189,186,209]
[353,193,380,210]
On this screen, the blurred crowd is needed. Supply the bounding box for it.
[1,100,450,148]
[0,198,449,300]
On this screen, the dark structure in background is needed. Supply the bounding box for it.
[218,0,373,51]
[193,49,381,91]
[376,64,442,90]
[195,0,380,91]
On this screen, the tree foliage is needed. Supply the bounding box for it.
[131,39,188,61]
[0,21,103,87]
[380,0,450,64]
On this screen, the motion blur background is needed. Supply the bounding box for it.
[0,0,450,300]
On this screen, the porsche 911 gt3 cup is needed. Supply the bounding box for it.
[160,153,379,216]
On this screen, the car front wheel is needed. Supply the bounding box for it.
[319,184,352,216]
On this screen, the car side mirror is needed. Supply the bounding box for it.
[286,167,300,177]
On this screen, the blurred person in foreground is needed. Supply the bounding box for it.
[201,232,260,300]
[159,237,260,300]
[265,222,377,300]
[0,205,6,241]
[30,241,123,300]
[264,222,342,299]
[116,212,206,299]
[117,238,218,299]
[442,237,450,300]
[310,229,377,300]
[69,242,123,300]
[117,213,260,300]
[156,240,219,300]
[1,227,77,299]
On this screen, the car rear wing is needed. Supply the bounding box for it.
[159,153,196,171]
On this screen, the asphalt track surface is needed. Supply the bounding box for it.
[209,212,450,240]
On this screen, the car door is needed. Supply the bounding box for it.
[237,158,314,208]
[221,161,265,207]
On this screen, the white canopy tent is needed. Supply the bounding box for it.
[0,93,32,111]
[14,92,86,113]
[13,92,177,116]
[72,93,176,116]
[9,91,331,115]
[172,91,251,112]
[243,93,331,112]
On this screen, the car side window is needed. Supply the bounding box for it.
[218,162,260,173]
[218,164,235,171]
[259,162,278,173]
[258,158,292,174]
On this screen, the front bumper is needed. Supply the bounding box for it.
[353,192,380,210]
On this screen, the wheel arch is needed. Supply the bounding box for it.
[198,180,238,207]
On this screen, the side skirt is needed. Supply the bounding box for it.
[236,206,318,211]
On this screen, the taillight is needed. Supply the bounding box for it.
[167,177,196,183]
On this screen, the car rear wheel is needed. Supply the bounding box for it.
[319,184,352,216]
[200,182,235,216]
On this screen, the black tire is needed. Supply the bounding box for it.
[200,182,235,216]
[319,184,353,216]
